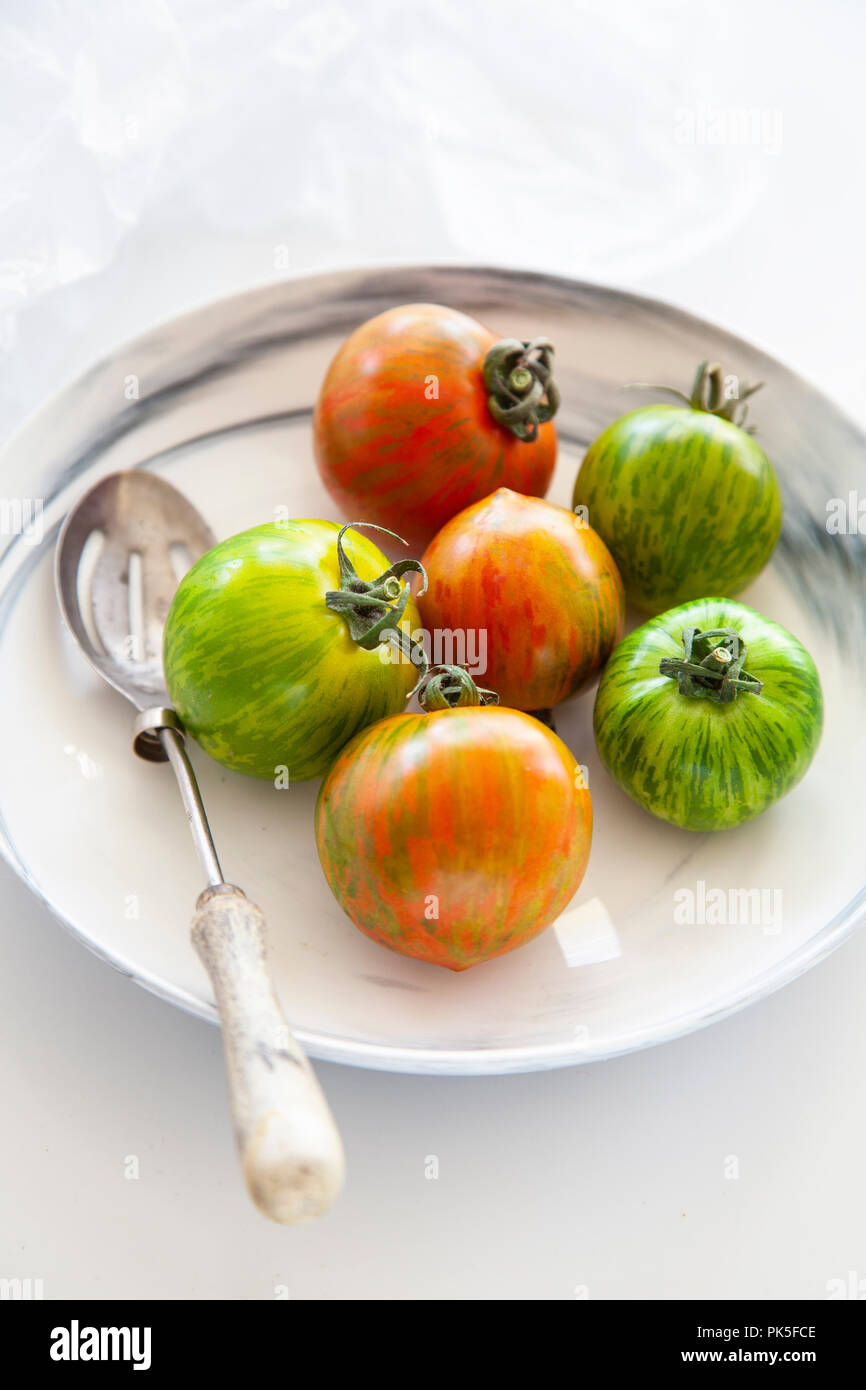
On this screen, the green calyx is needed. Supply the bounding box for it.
[659,627,763,704]
[629,360,764,431]
[325,522,427,653]
[483,337,560,442]
[416,665,500,712]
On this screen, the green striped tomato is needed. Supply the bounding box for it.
[573,391,783,614]
[163,520,422,781]
[315,680,592,971]
[593,598,822,831]
[417,488,624,711]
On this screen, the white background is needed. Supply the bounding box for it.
[1,0,865,1299]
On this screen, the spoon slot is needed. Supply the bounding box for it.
[169,540,193,584]
[76,528,107,657]
[126,550,145,663]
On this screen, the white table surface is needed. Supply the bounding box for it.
[2,0,864,1300]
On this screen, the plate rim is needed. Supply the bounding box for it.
[5,835,864,1074]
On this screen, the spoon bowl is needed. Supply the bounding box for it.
[55,470,215,712]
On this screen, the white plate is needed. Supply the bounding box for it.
[1,265,864,1074]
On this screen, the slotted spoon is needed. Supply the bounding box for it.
[55,469,345,1224]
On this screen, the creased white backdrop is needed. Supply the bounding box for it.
[1,0,865,1300]
[3,0,866,435]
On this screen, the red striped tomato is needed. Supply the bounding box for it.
[417,489,625,711]
[315,674,592,971]
[313,303,559,552]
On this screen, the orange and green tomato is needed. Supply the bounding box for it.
[313,303,557,552]
[417,488,624,710]
[315,704,592,971]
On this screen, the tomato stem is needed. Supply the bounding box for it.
[659,627,763,703]
[483,337,560,442]
[325,521,427,657]
[417,665,499,711]
[623,361,764,432]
